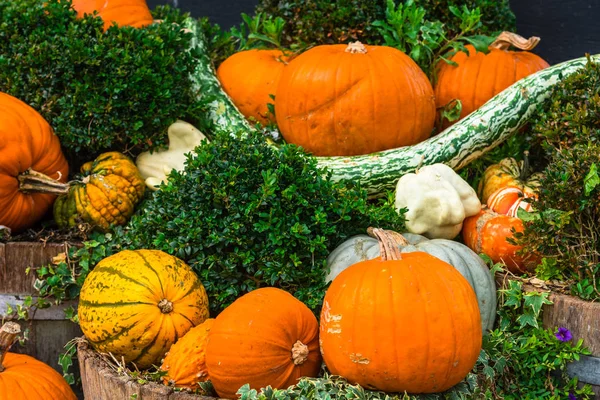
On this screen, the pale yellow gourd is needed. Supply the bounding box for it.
[136,121,208,190]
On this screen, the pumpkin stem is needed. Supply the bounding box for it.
[18,169,69,195]
[520,151,531,181]
[0,322,20,373]
[366,228,403,261]
[158,299,174,314]
[345,41,367,54]
[489,32,541,51]
[291,340,309,365]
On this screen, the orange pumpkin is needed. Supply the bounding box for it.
[71,0,154,31]
[206,288,321,399]
[0,92,69,233]
[435,32,549,127]
[217,50,290,125]
[161,318,214,389]
[487,186,535,217]
[320,228,482,393]
[275,41,436,156]
[0,322,77,400]
[462,208,536,274]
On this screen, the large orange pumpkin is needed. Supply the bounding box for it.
[462,208,537,274]
[320,228,482,394]
[206,288,321,399]
[0,92,69,233]
[0,322,77,400]
[275,41,436,156]
[435,32,550,127]
[217,50,290,125]
[71,0,154,31]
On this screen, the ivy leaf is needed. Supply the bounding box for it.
[584,162,600,196]
[516,310,539,328]
[523,291,552,317]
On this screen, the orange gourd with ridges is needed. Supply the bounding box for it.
[487,186,535,217]
[276,41,436,156]
[435,32,549,127]
[71,0,154,31]
[320,228,482,393]
[217,50,290,125]
[0,92,69,233]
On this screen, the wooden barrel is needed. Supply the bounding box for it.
[77,340,221,400]
[0,242,83,386]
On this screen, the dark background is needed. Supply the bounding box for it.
[146,0,600,65]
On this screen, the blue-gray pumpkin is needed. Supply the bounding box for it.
[326,231,497,332]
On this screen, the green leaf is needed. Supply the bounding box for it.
[523,292,552,317]
[584,162,600,196]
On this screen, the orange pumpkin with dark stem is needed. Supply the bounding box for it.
[275,41,436,156]
[71,0,154,31]
[487,186,535,217]
[435,32,550,128]
[0,322,77,400]
[217,50,290,125]
[462,208,537,274]
[206,287,321,399]
[0,92,69,233]
[320,228,482,393]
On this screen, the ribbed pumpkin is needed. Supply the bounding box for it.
[435,32,549,127]
[321,228,482,393]
[0,322,77,400]
[71,0,154,31]
[462,208,537,274]
[487,186,535,217]
[0,92,69,233]
[206,288,321,399]
[326,230,496,332]
[275,41,436,156]
[217,50,290,125]
[78,250,210,369]
[161,318,214,389]
[478,156,543,203]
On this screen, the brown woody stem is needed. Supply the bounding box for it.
[489,32,541,51]
[366,228,404,261]
[158,299,174,314]
[291,340,309,366]
[0,322,21,372]
[18,169,69,195]
[345,41,367,54]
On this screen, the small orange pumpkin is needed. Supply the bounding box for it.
[206,288,321,399]
[320,228,482,393]
[275,41,436,156]
[435,32,549,127]
[478,155,543,204]
[71,0,154,31]
[487,186,535,217]
[0,322,77,400]
[161,318,214,389]
[217,50,290,125]
[0,92,69,233]
[462,208,537,274]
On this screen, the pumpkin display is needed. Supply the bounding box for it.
[217,49,290,125]
[462,208,537,274]
[78,249,210,369]
[435,32,550,127]
[71,0,154,31]
[275,41,436,156]
[206,287,321,399]
[0,322,76,400]
[395,163,481,239]
[487,186,535,217]
[478,156,544,203]
[320,228,482,393]
[326,230,497,332]
[0,92,69,233]
[136,121,208,190]
[161,318,214,389]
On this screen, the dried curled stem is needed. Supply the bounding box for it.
[489,32,541,51]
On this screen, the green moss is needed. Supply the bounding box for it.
[0,0,201,164]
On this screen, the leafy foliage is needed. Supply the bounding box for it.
[0,0,201,164]
[115,131,405,314]
[518,58,600,301]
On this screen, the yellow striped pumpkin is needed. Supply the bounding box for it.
[78,249,210,369]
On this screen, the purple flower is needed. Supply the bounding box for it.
[555,327,573,342]
[569,393,577,400]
